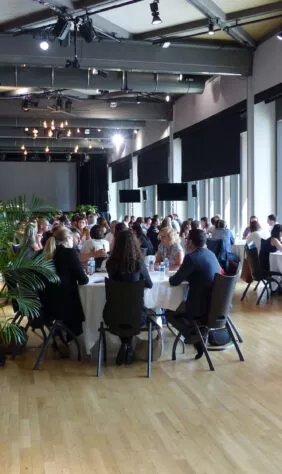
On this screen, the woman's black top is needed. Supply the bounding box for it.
[139,234,155,256]
[106,260,152,288]
[39,246,88,335]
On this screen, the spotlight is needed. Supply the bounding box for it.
[92,68,99,75]
[22,98,29,112]
[77,128,80,134]
[43,120,47,128]
[79,17,96,43]
[84,154,90,163]
[110,102,118,108]
[277,32,282,40]
[67,129,72,137]
[112,133,124,147]
[23,150,28,156]
[88,143,93,149]
[33,128,39,135]
[74,145,79,153]
[21,145,25,151]
[97,129,101,133]
[150,1,162,25]
[56,96,63,111]
[165,95,170,102]
[51,17,71,41]
[48,130,53,137]
[40,40,49,51]
[64,120,68,126]
[66,153,72,162]
[65,100,72,113]
[161,41,171,49]
[208,21,215,36]
[24,127,29,132]
[179,74,183,81]
[84,129,90,135]
[134,129,138,135]
[45,146,50,153]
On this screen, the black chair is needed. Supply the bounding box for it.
[33,318,81,370]
[97,278,156,378]
[241,246,282,305]
[171,273,244,371]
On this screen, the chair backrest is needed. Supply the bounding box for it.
[207,272,238,328]
[259,238,271,273]
[103,278,145,337]
[245,245,263,280]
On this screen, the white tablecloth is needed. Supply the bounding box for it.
[79,272,187,354]
[232,240,245,262]
[269,252,282,273]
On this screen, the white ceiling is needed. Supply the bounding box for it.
[215,0,281,13]
[99,0,205,34]
[0,0,46,24]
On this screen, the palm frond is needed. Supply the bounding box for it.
[0,320,25,345]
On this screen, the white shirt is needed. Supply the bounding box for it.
[105,232,114,252]
[81,238,110,254]
[246,230,270,254]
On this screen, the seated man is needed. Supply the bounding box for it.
[167,229,221,349]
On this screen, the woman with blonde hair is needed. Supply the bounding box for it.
[155,226,184,270]
[41,227,88,337]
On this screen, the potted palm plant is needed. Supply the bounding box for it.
[0,196,60,365]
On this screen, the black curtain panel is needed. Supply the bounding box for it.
[136,138,170,187]
[77,155,108,212]
[111,156,131,183]
[180,105,242,182]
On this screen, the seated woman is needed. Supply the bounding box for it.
[200,216,210,234]
[155,227,184,271]
[77,215,90,244]
[132,222,154,256]
[180,220,191,252]
[242,216,258,240]
[36,218,50,249]
[246,220,269,254]
[81,225,110,254]
[105,230,153,365]
[269,224,282,251]
[70,227,106,264]
[41,227,89,338]
[21,218,41,256]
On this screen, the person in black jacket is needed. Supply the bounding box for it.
[41,227,89,337]
[147,216,160,253]
[105,230,152,365]
[132,222,154,256]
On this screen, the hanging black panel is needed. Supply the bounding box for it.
[181,107,241,182]
[137,139,169,187]
[111,158,131,183]
[77,155,108,212]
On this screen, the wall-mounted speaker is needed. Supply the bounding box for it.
[143,190,147,201]
[192,184,197,198]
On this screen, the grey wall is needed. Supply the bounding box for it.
[0,162,77,211]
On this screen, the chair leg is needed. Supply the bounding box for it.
[97,323,104,377]
[227,316,243,343]
[226,321,244,362]
[59,323,82,361]
[102,330,107,363]
[253,281,259,291]
[33,325,57,370]
[256,281,267,305]
[147,320,152,378]
[241,282,252,301]
[193,321,215,371]
[172,332,181,361]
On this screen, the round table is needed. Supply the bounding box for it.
[79,272,187,354]
[269,251,282,273]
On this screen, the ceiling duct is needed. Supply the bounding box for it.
[0,67,207,95]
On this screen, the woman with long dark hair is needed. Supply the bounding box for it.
[132,222,154,256]
[105,230,152,365]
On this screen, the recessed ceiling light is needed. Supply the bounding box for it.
[165,95,170,102]
[162,41,171,49]
[40,40,49,51]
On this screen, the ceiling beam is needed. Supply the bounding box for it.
[0,117,146,129]
[0,138,112,149]
[0,35,252,76]
[185,0,256,48]
[135,0,279,45]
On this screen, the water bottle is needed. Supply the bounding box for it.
[164,257,169,277]
[159,262,165,281]
[89,258,95,275]
[149,258,154,272]
[87,259,91,275]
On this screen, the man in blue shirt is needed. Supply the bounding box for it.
[168,229,220,330]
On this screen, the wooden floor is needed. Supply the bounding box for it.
[1,281,282,474]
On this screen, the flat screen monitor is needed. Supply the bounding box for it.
[119,189,141,203]
[157,183,188,201]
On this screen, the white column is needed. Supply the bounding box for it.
[253,101,276,225]
[108,166,117,221]
[131,155,142,217]
[247,76,255,217]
